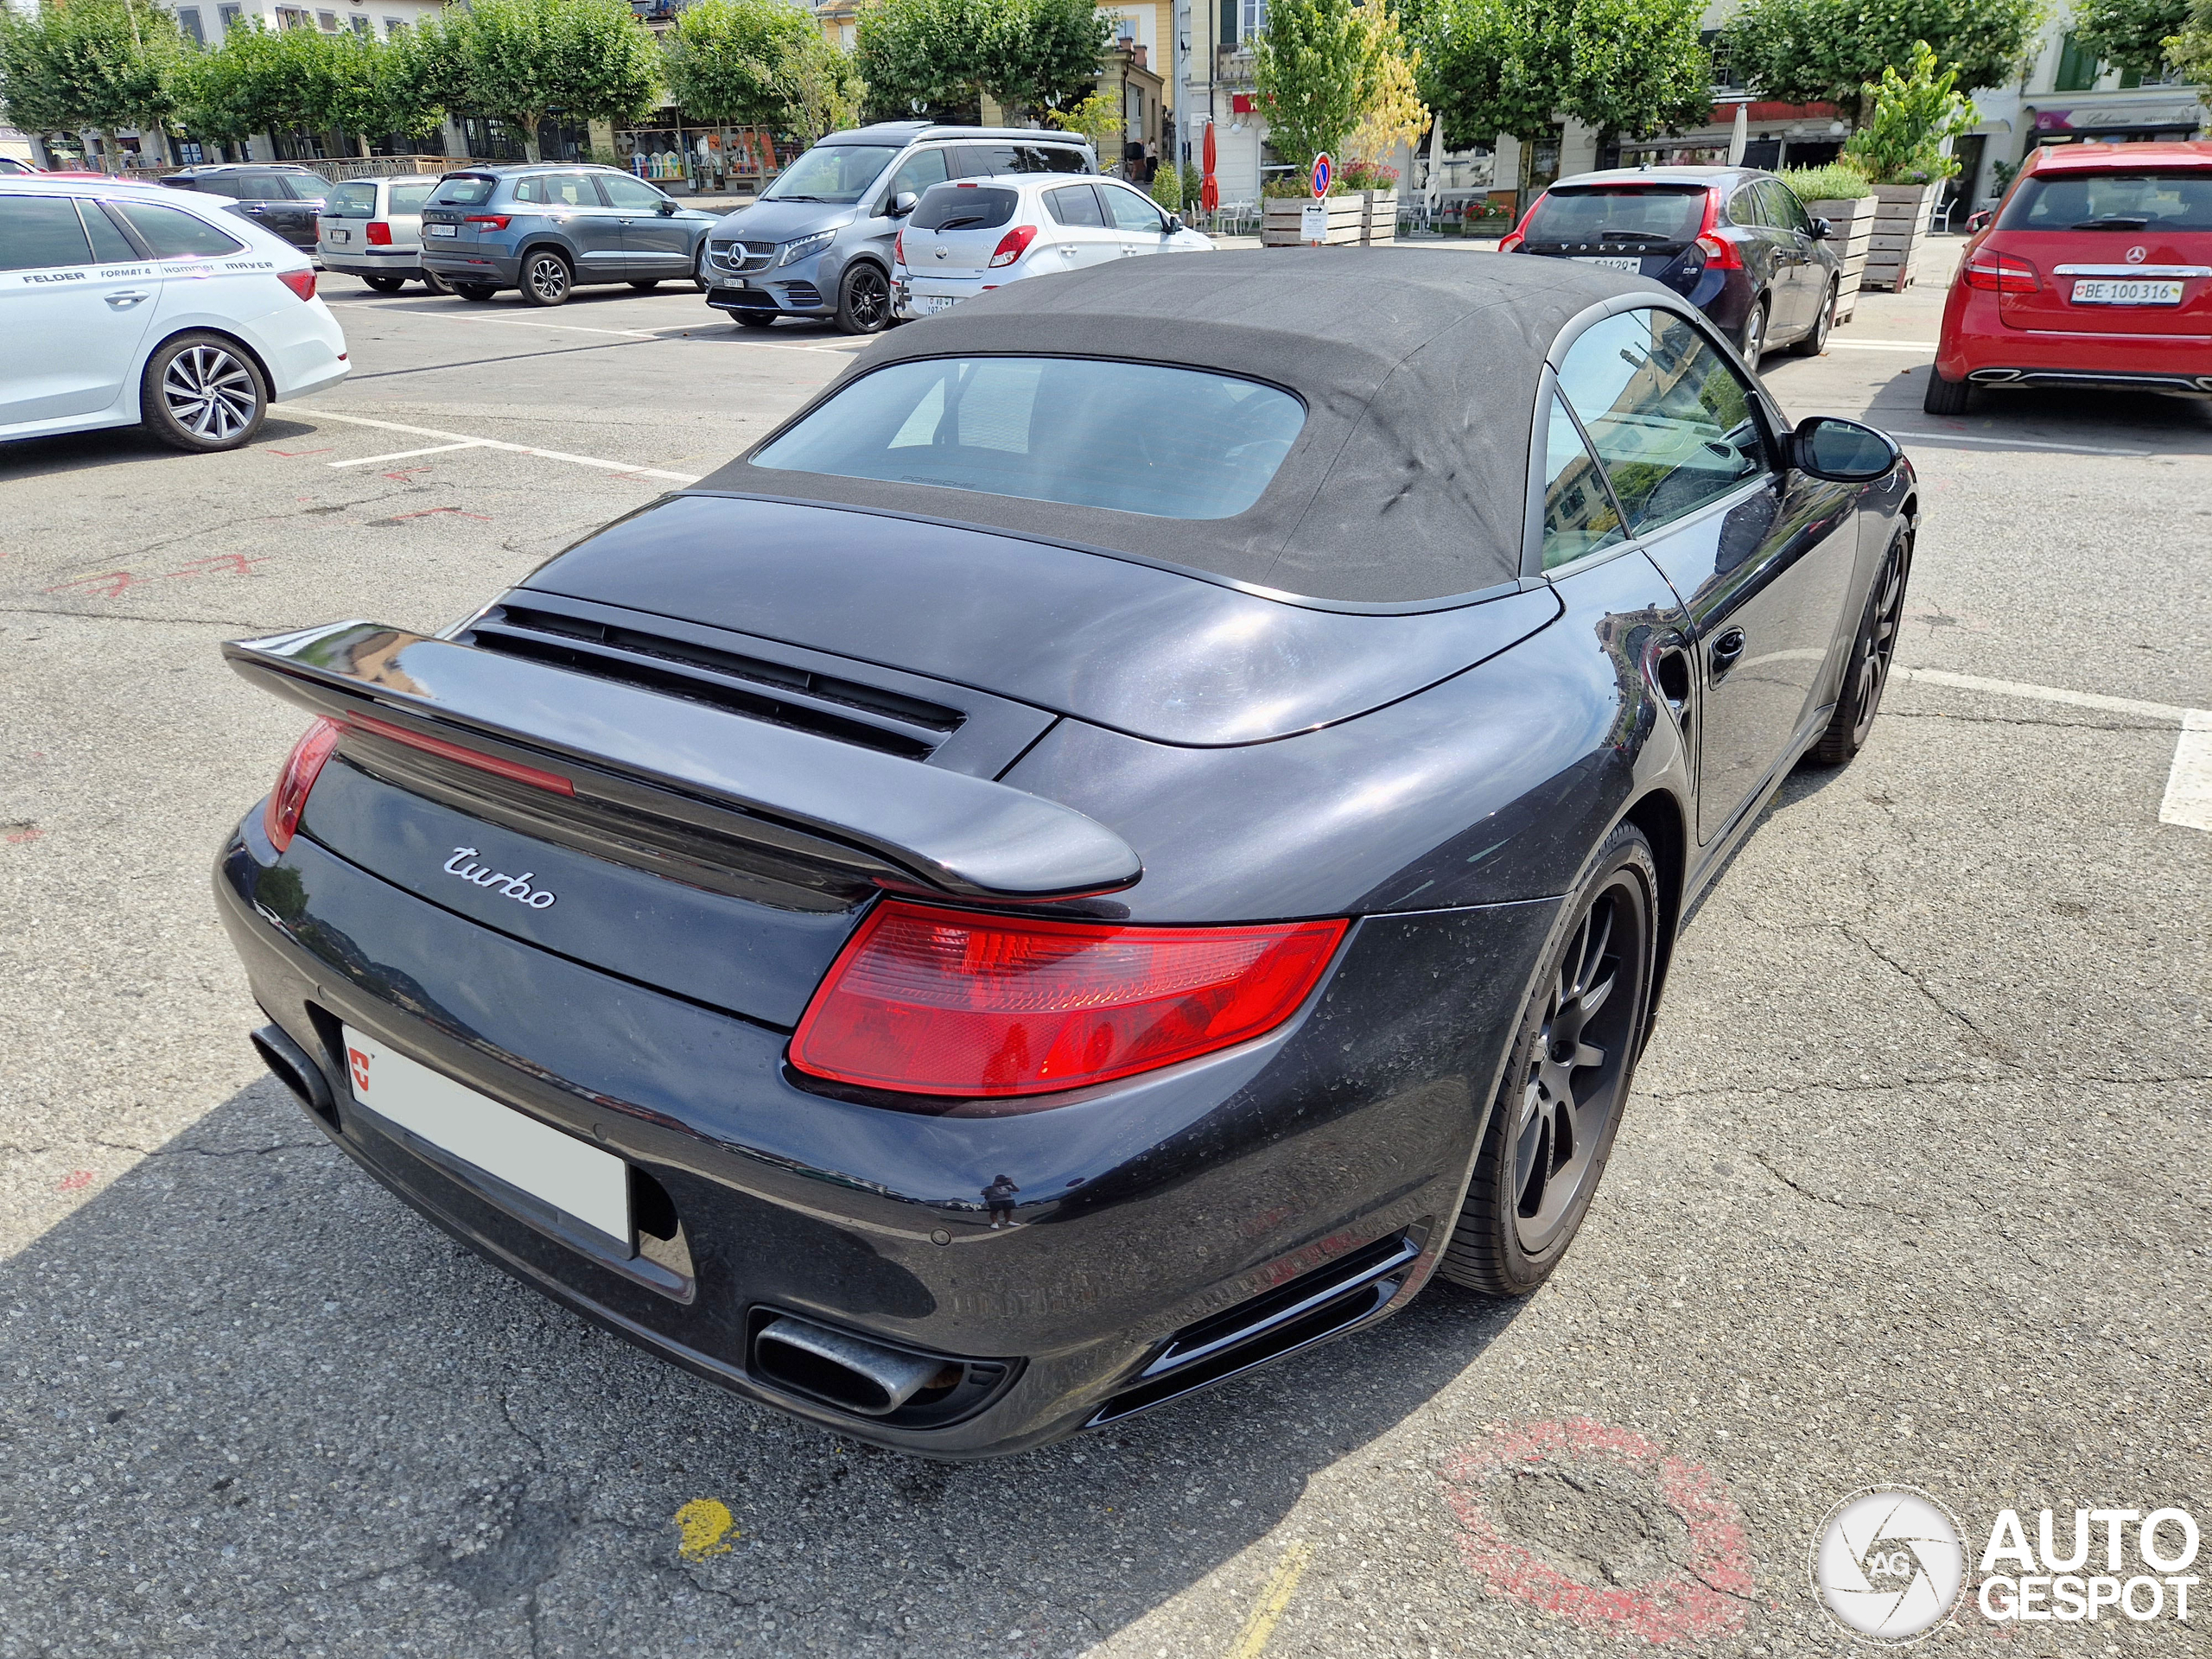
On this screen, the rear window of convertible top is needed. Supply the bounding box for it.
[751,357,1306,520]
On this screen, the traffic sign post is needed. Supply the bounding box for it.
[1306,153,1332,245]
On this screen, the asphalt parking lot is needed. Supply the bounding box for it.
[2,247,2207,1658]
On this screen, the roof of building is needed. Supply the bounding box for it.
[698,248,1663,604]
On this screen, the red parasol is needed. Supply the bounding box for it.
[1200,121,1219,214]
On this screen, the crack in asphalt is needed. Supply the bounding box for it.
[1887,709,2173,731]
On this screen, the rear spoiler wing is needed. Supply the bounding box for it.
[222,620,1141,902]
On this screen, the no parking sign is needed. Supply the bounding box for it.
[1309,153,1332,198]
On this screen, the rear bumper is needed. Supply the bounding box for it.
[321,249,426,281]
[1937,289,2212,386]
[213,817,1549,1454]
[423,247,521,284]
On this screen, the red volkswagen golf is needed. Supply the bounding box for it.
[1926,140,2212,415]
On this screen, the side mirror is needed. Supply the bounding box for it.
[1808,216,1832,240]
[1966,209,1992,233]
[1791,416,1900,482]
[1165,213,1183,232]
[888,191,918,219]
[657,199,677,215]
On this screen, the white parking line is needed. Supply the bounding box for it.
[1885,428,2158,457]
[305,409,702,484]
[1892,667,2211,831]
[344,297,868,353]
[1827,339,1937,353]
[329,441,486,468]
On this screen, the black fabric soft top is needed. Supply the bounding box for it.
[697,249,1667,605]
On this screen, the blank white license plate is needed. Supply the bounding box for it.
[918,294,962,314]
[428,223,457,237]
[328,228,350,244]
[2071,278,2183,305]
[1574,256,1643,272]
[342,1025,629,1244]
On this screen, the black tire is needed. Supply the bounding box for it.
[836,261,891,334]
[1438,824,1658,1297]
[1923,368,1971,416]
[1788,278,1837,356]
[1738,296,1769,365]
[628,279,660,290]
[420,269,453,296]
[363,275,404,293]
[454,282,497,302]
[691,242,711,293]
[733,312,776,329]
[140,332,269,453]
[518,247,573,308]
[1808,527,1912,766]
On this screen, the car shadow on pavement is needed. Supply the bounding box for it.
[2,1073,1520,1653]
[1866,365,2212,450]
[0,418,324,481]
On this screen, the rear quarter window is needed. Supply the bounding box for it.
[429,175,498,207]
[327,181,378,219]
[112,199,245,258]
[387,180,436,213]
[1999,170,2212,232]
[911,186,1018,232]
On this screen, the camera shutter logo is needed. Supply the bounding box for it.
[1810,1487,1966,1642]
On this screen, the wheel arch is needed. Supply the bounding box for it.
[1619,785,1688,1031]
[516,237,576,271]
[142,324,275,407]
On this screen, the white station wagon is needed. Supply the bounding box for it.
[893,174,1211,321]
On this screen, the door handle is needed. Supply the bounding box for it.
[1708,627,1747,678]
[105,290,150,307]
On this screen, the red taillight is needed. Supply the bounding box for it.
[1497,231,1524,253]
[346,712,575,797]
[278,267,316,301]
[789,902,1349,1099]
[988,225,1039,268]
[1964,251,2039,293]
[264,717,341,852]
[465,214,511,232]
[365,219,392,245]
[893,230,904,264]
[1694,234,1743,270]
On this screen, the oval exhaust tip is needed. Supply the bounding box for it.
[752,1316,958,1417]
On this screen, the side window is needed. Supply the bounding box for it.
[596,173,666,212]
[1541,392,1626,569]
[512,177,546,205]
[1045,183,1105,226]
[327,181,378,219]
[0,194,94,270]
[881,147,950,208]
[1555,308,1768,536]
[79,200,137,262]
[112,199,246,258]
[387,180,435,214]
[1101,184,1165,233]
[1726,184,1766,228]
[1760,179,1809,232]
[231,173,288,200]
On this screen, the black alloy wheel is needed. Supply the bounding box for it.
[1923,368,1971,416]
[519,249,573,308]
[141,332,268,453]
[1439,823,1656,1296]
[1810,528,1912,765]
[1789,278,1837,357]
[836,262,890,334]
[364,275,404,293]
[454,282,497,302]
[1738,298,1768,365]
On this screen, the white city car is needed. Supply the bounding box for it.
[893,174,1211,320]
[0,177,348,452]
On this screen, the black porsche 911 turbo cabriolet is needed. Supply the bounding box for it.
[215,250,1915,1457]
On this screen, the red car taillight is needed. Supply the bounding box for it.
[893,230,904,264]
[365,219,392,245]
[1497,231,1524,253]
[263,718,341,852]
[465,214,512,232]
[988,225,1039,268]
[789,901,1348,1099]
[1694,188,1744,269]
[1964,251,2039,293]
[278,268,316,301]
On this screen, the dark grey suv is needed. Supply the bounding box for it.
[159,164,327,253]
[419,164,719,306]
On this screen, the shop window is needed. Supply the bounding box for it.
[2053,33,2099,92]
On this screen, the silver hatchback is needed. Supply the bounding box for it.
[319,175,446,293]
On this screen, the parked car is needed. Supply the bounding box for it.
[1927,140,2212,416]
[0,157,41,176]
[0,178,347,451]
[704,122,1095,334]
[159,163,329,254]
[1502,166,1844,362]
[214,251,1914,1456]
[318,174,449,293]
[418,164,718,306]
[892,175,1212,320]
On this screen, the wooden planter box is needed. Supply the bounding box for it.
[1262,191,1397,247]
[1805,194,1876,323]
[1862,182,1937,293]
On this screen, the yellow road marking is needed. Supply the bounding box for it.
[673,1497,737,1561]
[1229,1539,1314,1658]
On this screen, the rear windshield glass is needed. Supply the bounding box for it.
[1998,170,2212,232]
[753,357,1306,520]
[912,185,1017,231]
[1524,186,1707,245]
[327,181,377,219]
[761,144,900,204]
[429,175,497,207]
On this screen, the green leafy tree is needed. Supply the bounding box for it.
[1046,86,1121,163]
[2073,0,2190,75]
[1410,0,1707,148]
[983,0,1111,120]
[1720,0,2042,121]
[0,0,187,163]
[1842,39,1979,181]
[775,29,863,145]
[2169,0,2212,86]
[420,0,660,162]
[663,0,816,129]
[856,0,1106,124]
[1253,0,1378,171]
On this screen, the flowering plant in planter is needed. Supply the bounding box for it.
[1341,160,1400,190]
[1841,41,1977,185]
